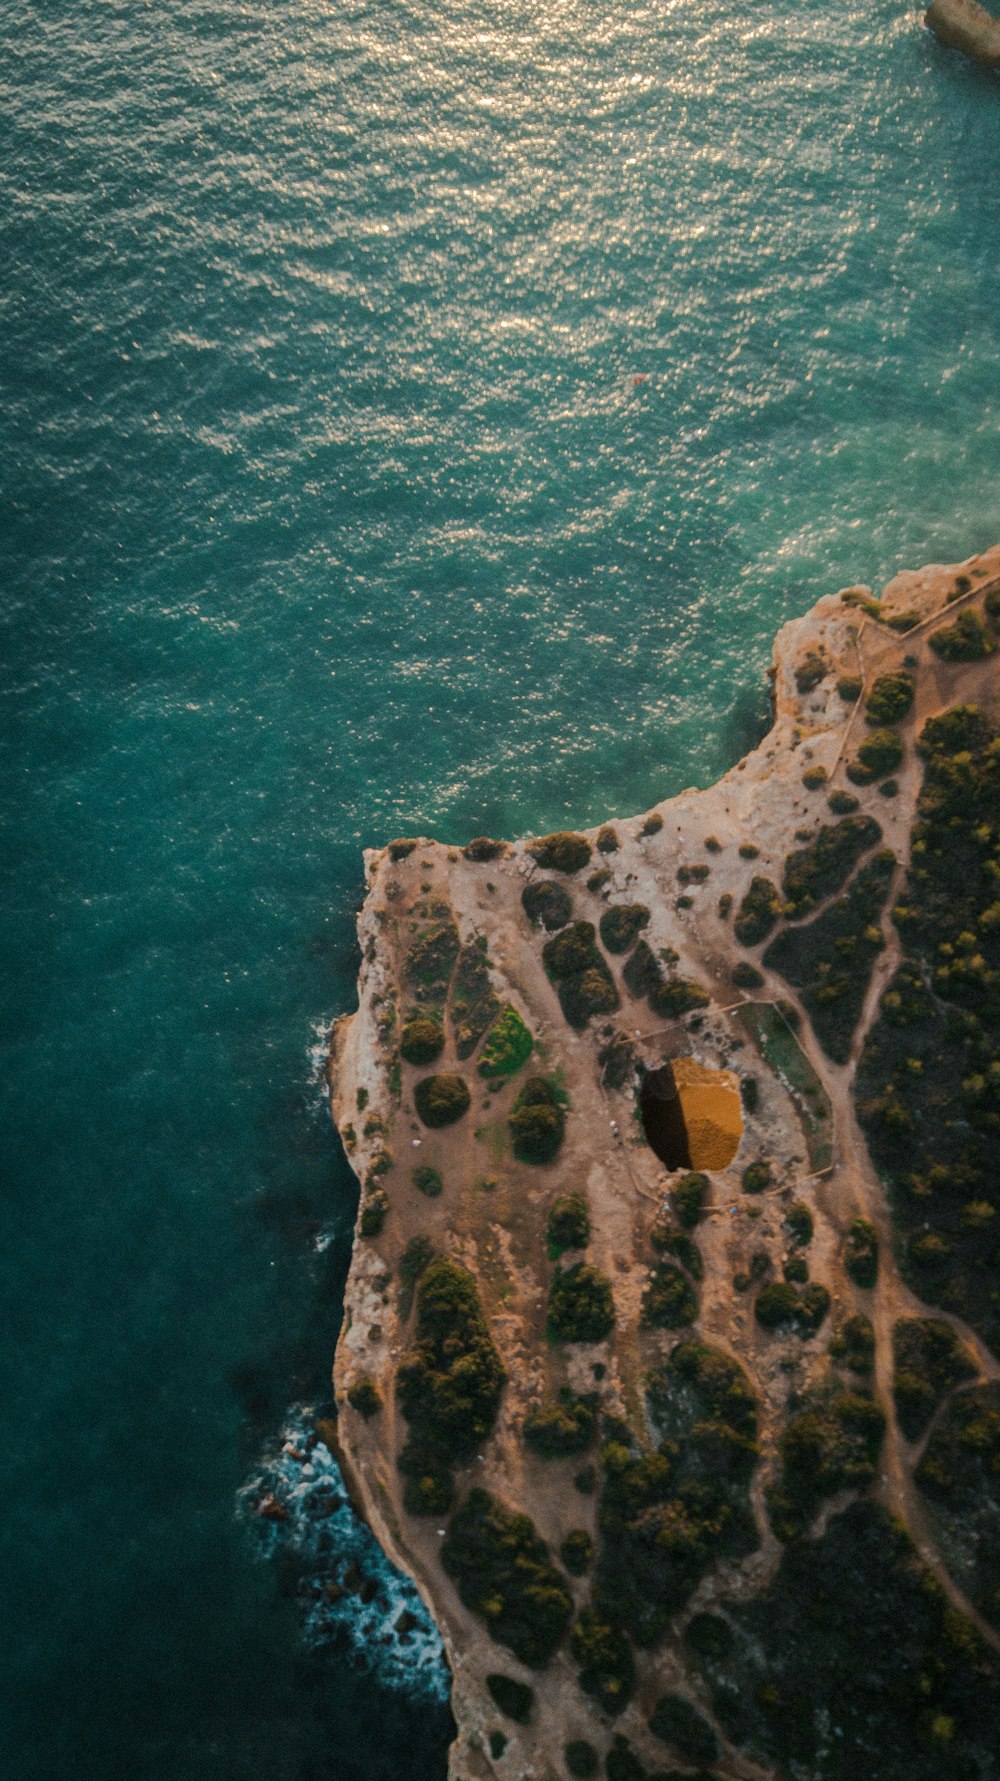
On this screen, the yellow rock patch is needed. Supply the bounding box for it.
[672,1056,742,1170]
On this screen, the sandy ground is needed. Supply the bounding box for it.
[325,542,1000,1781]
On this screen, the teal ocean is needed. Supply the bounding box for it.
[2,2,998,1775]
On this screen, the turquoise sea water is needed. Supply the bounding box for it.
[1,2,998,1775]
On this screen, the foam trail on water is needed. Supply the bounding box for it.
[239,1408,450,1701]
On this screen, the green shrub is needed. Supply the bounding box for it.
[892,1318,977,1440]
[742,1159,771,1194]
[830,1312,876,1374]
[766,1387,886,1541]
[397,1233,435,1316]
[677,862,711,884]
[732,960,764,989]
[463,836,507,861]
[400,1014,445,1065]
[648,1692,719,1766]
[641,1261,698,1328]
[478,1003,533,1080]
[547,1192,591,1255]
[640,812,664,837]
[930,607,997,662]
[360,1191,388,1237]
[674,1172,709,1228]
[509,1076,566,1164]
[524,1390,598,1458]
[740,1074,759,1113]
[650,1223,704,1277]
[528,832,592,873]
[785,1201,813,1245]
[412,1163,444,1198]
[837,673,863,701]
[574,1465,597,1495]
[916,1382,1000,1515]
[489,1731,507,1760]
[782,814,882,918]
[847,727,904,785]
[543,921,620,1028]
[548,1263,616,1343]
[599,903,650,954]
[388,838,418,861]
[414,1072,471,1128]
[795,650,829,694]
[604,1735,646,1781]
[754,1280,830,1335]
[570,1606,635,1715]
[866,671,915,726]
[486,1673,534,1723]
[738,842,760,860]
[649,977,710,1019]
[564,1738,598,1778]
[844,1217,879,1288]
[441,1489,573,1667]
[705,835,722,853]
[560,1530,594,1576]
[647,1340,758,1441]
[802,765,828,790]
[783,1254,808,1283]
[685,1611,734,1660]
[718,891,733,918]
[597,825,620,854]
[396,1259,504,1511]
[828,788,860,814]
[587,867,611,892]
[986,585,1000,630]
[522,879,573,931]
[347,1379,382,1419]
[734,875,783,946]
[598,1030,635,1090]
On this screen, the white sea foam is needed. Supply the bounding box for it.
[239,1408,450,1701]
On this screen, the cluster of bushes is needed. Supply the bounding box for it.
[763,849,894,1062]
[548,1263,616,1343]
[396,1259,505,1514]
[528,832,592,873]
[588,1345,759,1648]
[677,862,711,885]
[892,1318,978,1441]
[347,1378,381,1419]
[542,921,620,1028]
[412,1162,443,1197]
[648,1693,719,1766]
[414,1072,470,1128]
[784,1201,813,1246]
[754,1279,830,1335]
[732,959,764,989]
[916,1383,1000,1629]
[570,1606,636,1715]
[486,1672,534,1722]
[599,903,650,954]
[524,1389,598,1458]
[621,938,709,1019]
[673,1172,709,1227]
[846,728,904,786]
[397,1232,435,1318]
[828,787,859,814]
[642,1261,698,1329]
[478,1003,533,1080]
[766,1385,886,1540]
[463,836,507,862]
[561,1529,593,1575]
[451,936,501,1058]
[694,1498,1000,1780]
[794,648,829,693]
[866,671,915,726]
[929,607,997,662]
[522,879,572,931]
[843,1217,879,1287]
[597,824,620,854]
[547,1192,590,1255]
[742,1158,771,1194]
[359,1189,388,1237]
[400,1013,445,1065]
[734,876,783,946]
[781,813,882,919]
[405,916,460,994]
[841,587,919,630]
[509,1075,566,1163]
[830,1313,876,1375]
[441,1488,572,1666]
[856,705,1000,1352]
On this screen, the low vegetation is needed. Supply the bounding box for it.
[866,670,915,726]
[764,850,894,1062]
[542,921,620,1028]
[522,879,573,931]
[528,832,592,873]
[547,1191,590,1255]
[754,1279,830,1335]
[916,1383,1000,1630]
[405,916,460,995]
[411,1163,443,1197]
[892,1318,978,1440]
[548,1263,616,1343]
[414,1072,471,1128]
[399,1013,445,1065]
[641,1260,698,1329]
[781,813,882,919]
[620,938,709,1017]
[478,1003,533,1080]
[570,1606,636,1715]
[599,903,650,954]
[396,1259,505,1514]
[441,1488,573,1667]
[929,607,997,662]
[844,1218,879,1287]
[846,728,904,786]
[524,1390,598,1458]
[734,876,782,946]
[766,1384,886,1540]
[509,1075,566,1164]
[830,1313,876,1375]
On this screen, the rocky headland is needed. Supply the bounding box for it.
[326,546,1000,1781]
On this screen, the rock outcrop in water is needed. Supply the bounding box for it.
[926,0,1000,69]
[325,546,1000,1781]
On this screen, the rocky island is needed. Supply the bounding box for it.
[326,547,1000,1781]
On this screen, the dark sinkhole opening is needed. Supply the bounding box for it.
[639,1063,692,1170]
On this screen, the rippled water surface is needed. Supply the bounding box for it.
[2,2,998,1775]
